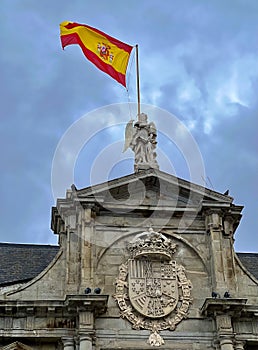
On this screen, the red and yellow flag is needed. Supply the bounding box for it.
[60,21,133,87]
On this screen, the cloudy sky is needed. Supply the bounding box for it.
[1,0,257,252]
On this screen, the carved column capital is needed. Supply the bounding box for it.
[203,208,224,233]
[216,314,233,334]
[84,207,92,224]
[216,311,234,350]
[79,310,94,331]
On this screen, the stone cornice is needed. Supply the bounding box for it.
[0,295,108,317]
[74,169,234,203]
[200,298,247,317]
[241,305,258,317]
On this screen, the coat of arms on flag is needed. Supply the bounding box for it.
[113,228,192,347]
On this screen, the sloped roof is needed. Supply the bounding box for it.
[0,243,59,286]
[237,253,258,280]
[0,243,257,286]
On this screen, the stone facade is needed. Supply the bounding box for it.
[0,169,257,349]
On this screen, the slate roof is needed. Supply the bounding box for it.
[0,243,59,286]
[237,252,258,280]
[0,243,257,287]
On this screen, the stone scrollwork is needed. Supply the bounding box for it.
[113,228,192,347]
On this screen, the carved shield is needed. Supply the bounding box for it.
[128,259,178,318]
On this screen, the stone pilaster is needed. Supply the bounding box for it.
[205,209,225,293]
[216,314,234,350]
[65,212,81,293]
[80,206,94,292]
[78,310,94,349]
[222,213,238,291]
[204,208,239,295]
[201,299,247,350]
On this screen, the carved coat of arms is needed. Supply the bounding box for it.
[113,228,192,347]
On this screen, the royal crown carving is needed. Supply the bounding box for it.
[127,228,177,260]
[113,228,192,347]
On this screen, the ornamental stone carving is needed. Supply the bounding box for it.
[2,342,33,350]
[113,228,192,347]
[123,113,159,172]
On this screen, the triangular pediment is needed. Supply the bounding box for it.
[52,169,244,236]
[73,169,234,209]
[58,169,240,216]
[2,342,33,350]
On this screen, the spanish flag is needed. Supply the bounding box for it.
[60,21,133,87]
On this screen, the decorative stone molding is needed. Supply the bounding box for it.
[2,342,32,350]
[0,295,108,333]
[234,340,246,350]
[113,228,192,347]
[62,337,75,349]
[202,206,243,236]
[200,298,247,318]
[203,209,223,232]
[79,333,94,350]
[219,337,234,350]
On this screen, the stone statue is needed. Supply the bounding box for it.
[123,113,159,172]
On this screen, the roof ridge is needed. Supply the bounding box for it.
[237,252,258,255]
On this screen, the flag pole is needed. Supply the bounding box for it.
[135,44,141,120]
